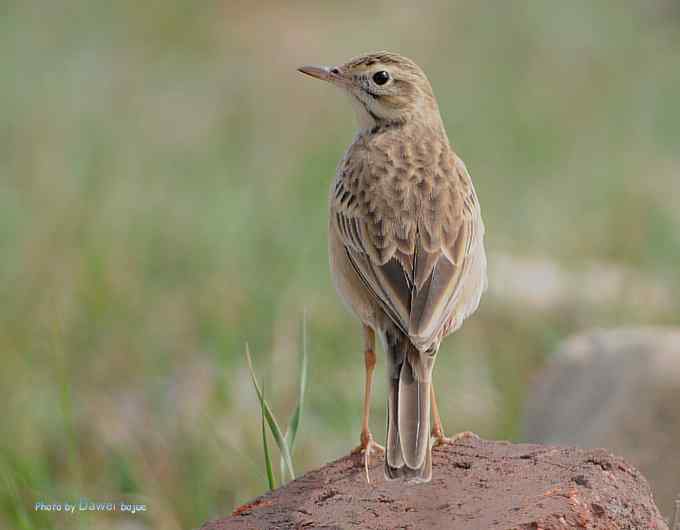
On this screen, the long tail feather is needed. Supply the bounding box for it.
[385,333,434,482]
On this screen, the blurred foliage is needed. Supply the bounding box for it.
[1,1,679,528]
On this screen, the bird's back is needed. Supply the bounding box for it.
[330,122,486,353]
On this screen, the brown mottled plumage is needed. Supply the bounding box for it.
[298,52,487,483]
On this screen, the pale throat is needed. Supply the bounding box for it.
[347,92,433,133]
[347,93,377,131]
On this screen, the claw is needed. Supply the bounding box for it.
[351,432,384,483]
[432,430,479,447]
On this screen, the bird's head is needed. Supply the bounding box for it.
[298,51,440,131]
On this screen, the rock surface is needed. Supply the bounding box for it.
[524,327,680,517]
[204,437,668,530]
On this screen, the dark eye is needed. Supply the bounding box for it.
[372,71,390,85]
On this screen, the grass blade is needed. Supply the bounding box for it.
[245,344,296,481]
[260,388,276,491]
[286,310,308,450]
[280,311,309,478]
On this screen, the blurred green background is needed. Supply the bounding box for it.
[1,1,679,528]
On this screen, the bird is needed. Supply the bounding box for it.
[298,51,487,483]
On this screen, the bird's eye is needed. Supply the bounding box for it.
[372,71,390,85]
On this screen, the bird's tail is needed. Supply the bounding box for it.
[384,331,435,482]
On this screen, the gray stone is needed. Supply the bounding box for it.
[524,327,680,517]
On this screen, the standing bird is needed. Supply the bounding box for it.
[298,52,487,483]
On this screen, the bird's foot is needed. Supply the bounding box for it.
[351,432,385,483]
[432,430,479,447]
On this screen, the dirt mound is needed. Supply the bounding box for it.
[204,437,668,529]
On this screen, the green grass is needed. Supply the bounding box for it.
[260,386,276,491]
[245,343,296,484]
[1,1,680,528]
[246,313,308,491]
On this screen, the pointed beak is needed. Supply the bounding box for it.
[297,65,333,82]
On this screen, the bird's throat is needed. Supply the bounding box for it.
[348,93,379,131]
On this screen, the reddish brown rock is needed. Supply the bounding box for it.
[204,437,669,530]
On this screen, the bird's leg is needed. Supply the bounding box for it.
[351,325,384,482]
[431,384,479,447]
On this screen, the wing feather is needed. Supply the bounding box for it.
[331,138,485,352]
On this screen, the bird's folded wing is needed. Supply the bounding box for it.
[408,186,481,349]
[331,156,483,351]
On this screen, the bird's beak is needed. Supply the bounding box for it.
[297,65,333,82]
